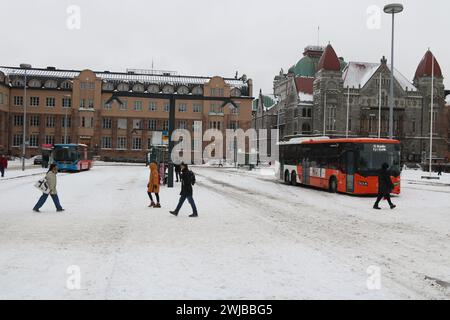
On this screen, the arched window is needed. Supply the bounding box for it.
[132,83,144,92]
[28,79,41,88]
[177,85,189,95]
[12,78,25,87]
[230,88,242,97]
[162,85,174,94]
[61,80,72,89]
[118,83,130,92]
[0,71,5,83]
[192,86,203,95]
[102,82,114,91]
[147,84,159,93]
[44,80,57,88]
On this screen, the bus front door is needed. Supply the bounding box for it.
[302,159,310,185]
[346,151,355,193]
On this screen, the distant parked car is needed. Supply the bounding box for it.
[33,155,43,165]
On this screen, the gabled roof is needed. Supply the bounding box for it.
[294,77,314,103]
[342,62,417,92]
[414,50,443,80]
[318,44,341,72]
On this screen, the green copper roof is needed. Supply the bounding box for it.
[293,56,316,77]
[339,58,347,71]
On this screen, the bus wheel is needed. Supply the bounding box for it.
[284,171,290,184]
[329,177,338,193]
[291,171,298,186]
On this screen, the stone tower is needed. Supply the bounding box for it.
[313,44,344,136]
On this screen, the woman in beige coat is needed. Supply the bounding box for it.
[33,164,64,212]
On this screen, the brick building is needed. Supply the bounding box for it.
[0,66,253,161]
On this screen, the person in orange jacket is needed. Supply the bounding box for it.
[147,162,161,208]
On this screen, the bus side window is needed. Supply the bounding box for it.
[346,151,355,175]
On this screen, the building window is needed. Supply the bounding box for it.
[80,82,95,90]
[62,116,71,128]
[412,120,416,133]
[178,104,187,112]
[12,134,23,147]
[0,93,3,105]
[30,115,40,127]
[80,99,85,108]
[30,96,40,107]
[149,101,157,111]
[29,135,39,147]
[210,103,223,114]
[178,120,187,129]
[163,103,169,112]
[46,97,56,107]
[102,118,112,129]
[209,121,221,130]
[61,81,72,90]
[119,100,128,110]
[132,119,142,130]
[302,107,312,118]
[162,120,169,131]
[148,119,157,131]
[14,96,24,106]
[229,121,239,130]
[326,105,336,131]
[62,136,71,144]
[14,115,24,126]
[45,135,54,145]
[117,118,127,130]
[193,104,202,113]
[46,116,56,128]
[210,88,224,97]
[62,97,72,108]
[88,99,94,108]
[101,137,112,149]
[132,137,142,150]
[147,138,152,150]
[117,137,127,150]
[134,101,143,111]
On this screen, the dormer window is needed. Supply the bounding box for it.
[28,79,41,88]
[61,80,72,89]
[177,85,189,95]
[132,83,145,92]
[44,80,57,89]
[162,85,174,94]
[12,79,25,87]
[147,84,159,93]
[118,83,129,92]
[102,82,114,91]
[230,88,242,97]
[192,86,203,95]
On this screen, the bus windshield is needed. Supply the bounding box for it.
[54,147,78,162]
[356,143,400,175]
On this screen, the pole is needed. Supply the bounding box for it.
[323,92,327,136]
[22,69,27,171]
[378,72,382,138]
[389,13,395,139]
[167,96,175,188]
[64,105,68,144]
[346,87,350,138]
[429,54,434,176]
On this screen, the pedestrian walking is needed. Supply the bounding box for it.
[373,163,396,210]
[174,164,181,182]
[437,164,443,176]
[147,162,161,208]
[0,154,8,177]
[33,164,64,212]
[170,163,198,217]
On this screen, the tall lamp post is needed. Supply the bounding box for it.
[20,63,32,171]
[384,3,404,139]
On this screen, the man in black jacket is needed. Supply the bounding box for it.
[170,163,198,217]
[373,163,396,210]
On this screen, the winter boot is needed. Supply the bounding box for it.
[189,213,198,218]
[149,201,156,208]
[373,205,381,210]
[170,211,178,216]
[390,204,396,210]
[154,203,161,208]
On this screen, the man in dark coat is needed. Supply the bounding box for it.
[373,163,396,210]
[170,163,198,217]
[0,154,8,177]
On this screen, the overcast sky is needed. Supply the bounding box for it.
[1,0,448,96]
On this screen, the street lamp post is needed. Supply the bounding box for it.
[63,94,71,144]
[384,3,404,139]
[20,63,32,171]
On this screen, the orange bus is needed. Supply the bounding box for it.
[279,137,401,195]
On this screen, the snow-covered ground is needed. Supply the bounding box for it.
[0,164,449,299]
